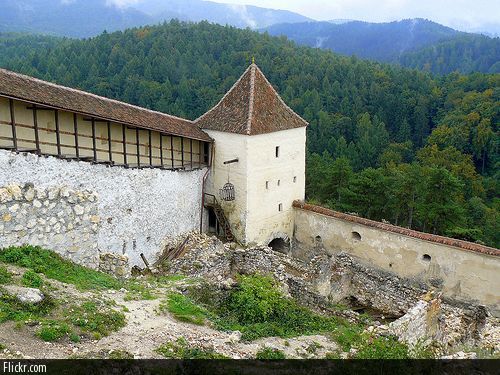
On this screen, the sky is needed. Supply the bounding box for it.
[108,0,500,33]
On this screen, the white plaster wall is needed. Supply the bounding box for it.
[246,127,306,245]
[294,208,500,315]
[204,130,249,242]
[0,149,206,267]
[204,127,306,246]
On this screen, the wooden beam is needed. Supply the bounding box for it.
[181,137,184,168]
[107,121,113,163]
[9,99,17,151]
[148,129,153,166]
[32,104,40,154]
[54,109,61,157]
[122,124,127,166]
[170,136,174,169]
[159,134,164,168]
[73,113,79,160]
[135,127,140,168]
[190,139,193,170]
[91,118,97,162]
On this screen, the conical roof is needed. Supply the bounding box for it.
[195,64,308,135]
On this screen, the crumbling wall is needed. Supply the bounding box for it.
[0,150,206,268]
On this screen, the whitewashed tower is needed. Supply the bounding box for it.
[196,63,308,249]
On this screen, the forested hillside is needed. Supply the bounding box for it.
[0,21,498,247]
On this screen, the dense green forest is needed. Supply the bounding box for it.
[0,21,498,247]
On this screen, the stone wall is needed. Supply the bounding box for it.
[293,203,500,316]
[99,253,130,278]
[0,150,206,268]
[0,183,99,268]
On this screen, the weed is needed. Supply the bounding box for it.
[256,347,286,359]
[37,320,72,342]
[0,292,55,323]
[21,270,43,288]
[65,301,126,337]
[325,351,341,359]
[0,343,5,350]
[355,334,410,359]
[306,341,323,354]
[0,266,12,284]
[160,292,208,325]
[108,350,134,359]
[123,281,155,301]
[156,337,228,359]
[69,332,81,343]
[0,246,122,291]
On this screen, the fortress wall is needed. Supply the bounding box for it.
[293,203,500,316]
[0,149,205,268]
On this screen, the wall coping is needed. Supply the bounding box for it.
[293,201,500,257]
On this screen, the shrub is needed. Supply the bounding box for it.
[355,335,410,359]
[21,270,43,288]
[256,347,286,360]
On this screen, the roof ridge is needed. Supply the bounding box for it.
[252,65,308,127]
[0,68,193,124]
[246,64,256,135]
[194,64,253,124]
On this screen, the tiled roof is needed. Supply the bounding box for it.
[293,201,500,257]
[195,64,308,135]
[0,68,212,142]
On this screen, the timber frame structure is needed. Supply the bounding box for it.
[0,69,212,170]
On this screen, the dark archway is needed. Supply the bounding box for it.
[268,237,290,254]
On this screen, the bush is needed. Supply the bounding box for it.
[21,270,43,288]
[355,335,410,359]
[0,266,12,284]
[256,347,286,360]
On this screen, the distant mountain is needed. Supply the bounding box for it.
[0,0,311,38]
[263,18,500,74]
[264,19,461,62]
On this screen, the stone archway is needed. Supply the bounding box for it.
[267,234,291,255]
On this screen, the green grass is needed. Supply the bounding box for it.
[0,343,6,350]
[64,301,126,339]
[0,246,122,291]
[256,347,286,360]
[37,320,72,342]
[160,292,209,325]
[156,337,229,359]
[0,292,55,323]
[123,281,156,301]
[21,270,43,288]
[0,266,12,284]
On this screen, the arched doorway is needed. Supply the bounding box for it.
[268,237,290,254]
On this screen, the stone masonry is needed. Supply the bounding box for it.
[0,183,99,268]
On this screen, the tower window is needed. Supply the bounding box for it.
[265,181,269,189]
[275,146,280,158]
[278,203,283,212]
[293,176,297,183]
[277,179,281,186]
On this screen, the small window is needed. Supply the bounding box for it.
[278,203,283,212]
[265,181,269,189]
[277,179,281,186]
[293,176,297,183]
[352,231,361,241]
[275,146,280,158]
[422,254,431,262]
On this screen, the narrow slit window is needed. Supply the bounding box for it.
[293,176,297,183]
[275,146,280,158]
[278,203,283,212]
[266,181,269,189]
[277,179,281,186]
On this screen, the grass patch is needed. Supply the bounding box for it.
[0,343,6,350]
[0,266,12,284]
[37,320,72,342]
[156,337,228,359]
[123,281,156,301]
[256,347,286,360]
[21,270,43,288]
[0,246,122,291]
[64,301,126,339]
[0,292,55,323]
[160,292,209,325]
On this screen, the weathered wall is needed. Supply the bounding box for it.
[293,206,500,316]
[204,127,306,246]
[0,149,206,267]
